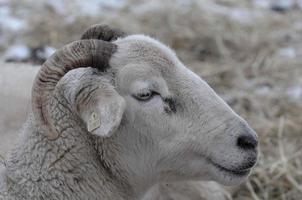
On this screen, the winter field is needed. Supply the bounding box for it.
[1,0,302,199]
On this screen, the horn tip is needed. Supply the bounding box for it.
[81,24,125,41]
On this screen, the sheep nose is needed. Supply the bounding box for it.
[237,133,258,150]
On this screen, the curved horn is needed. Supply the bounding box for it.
[81,24,126,41]
[32,39,117,139]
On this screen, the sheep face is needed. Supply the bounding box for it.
[56,34,258,190]
[106,35,258,186]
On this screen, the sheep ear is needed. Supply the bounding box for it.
[79,86,126,137]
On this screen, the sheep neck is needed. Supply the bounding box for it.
[4,116,134,199]
[94,126,160,199]
[4,92,149,199]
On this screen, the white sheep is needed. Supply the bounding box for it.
[0,25,258,200]
[0,62,228,200]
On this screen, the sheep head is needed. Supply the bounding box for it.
[32,25,258,195]
[109,34,258,187]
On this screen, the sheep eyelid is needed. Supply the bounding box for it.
[132,90,160,101]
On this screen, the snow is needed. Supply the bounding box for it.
[277,47,296,59]
[287,85,302,100]
[0,0,9,4]
[130,0,265,25]
[0,61,39,157]
[271,0,295,10]
[2,44,31,62]
[253,0,296,10]
[253,0,270,9]
[130,1,163,14]
[0,0,126,20]
[0,6,27,31]
[36,46,56,60]
[229,9,263,25]
[298,0,302,9]
[255,85,271,95]
[197,1,264,25]
[2,45,56,62]
[74,0,125,16]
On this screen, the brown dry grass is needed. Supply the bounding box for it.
[2,0,302,199]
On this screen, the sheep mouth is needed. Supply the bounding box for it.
[207,159,251,176]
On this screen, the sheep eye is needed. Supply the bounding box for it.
[134,91,154,101]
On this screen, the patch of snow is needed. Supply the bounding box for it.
[0,6,27,31]
[253,0,300,10]
[298,0,302,9]
[100,0,126,8]
[0,0,9,4]
[72,0,125,16]
[76,1,101,16]
[255,85,271,95]
[1,17,26,31]
[44,46,56,58]
[198,1,230,16]
[287,85,302,100]
[294,21,302,31]
[230,9,263,25]
[36,46,56,60]
[130,1,163,14]
[197,1,264,25]
[253,0,270,9]
[64,15,76,24]
[2,44,31,62]
[271,0,295,10]
[277,47,296,59]
[130,0,265,25]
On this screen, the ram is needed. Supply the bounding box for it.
[0,25,258,200]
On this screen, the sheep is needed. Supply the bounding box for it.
[0,63,230,200]
[142,181,229,200]
[0,62,229,200]
[0,25,258,200]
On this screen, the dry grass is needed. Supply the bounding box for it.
[1,0,302,199]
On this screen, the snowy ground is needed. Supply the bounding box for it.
[0,61,38,156]
[1,0,302,63]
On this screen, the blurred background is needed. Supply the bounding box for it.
[0,0,302,199]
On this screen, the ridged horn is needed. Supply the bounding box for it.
[81,24,126,41]
[32,39,117,139]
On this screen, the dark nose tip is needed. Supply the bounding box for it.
[237,133,258,150]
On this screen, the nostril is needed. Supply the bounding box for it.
[237,134,258,150]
